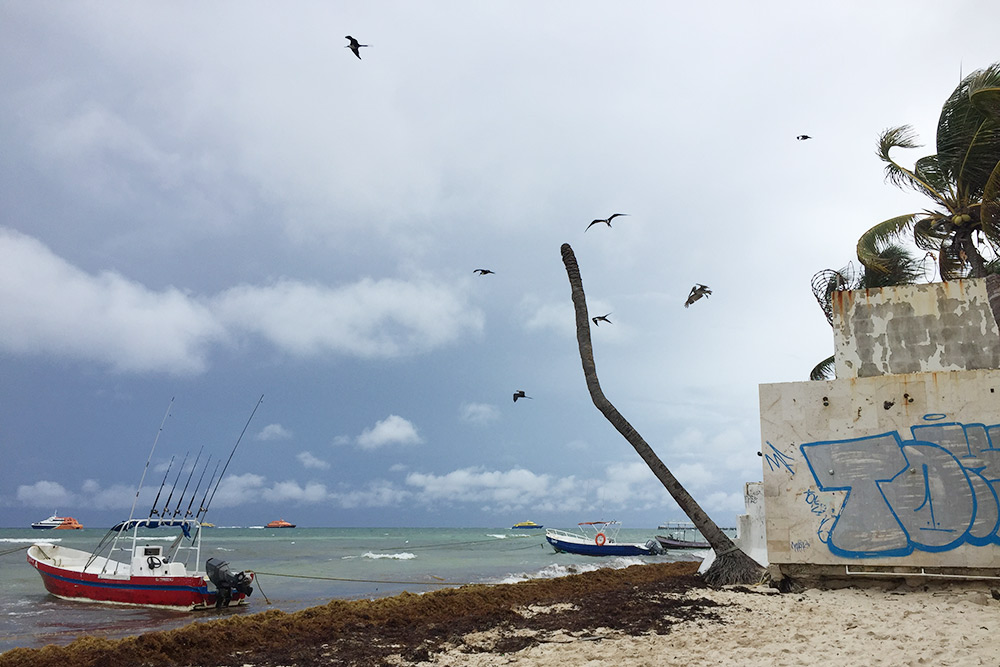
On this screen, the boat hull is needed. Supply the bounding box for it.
[27,545,249,611]
[656,536,710,550]
[545,535,652,557]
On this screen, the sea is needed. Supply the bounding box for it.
[0,525,710,654]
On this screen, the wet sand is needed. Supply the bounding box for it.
[1,561,998,666]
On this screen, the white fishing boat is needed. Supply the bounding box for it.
[26,396,263,611]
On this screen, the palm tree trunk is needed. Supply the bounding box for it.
[560,243,762,586]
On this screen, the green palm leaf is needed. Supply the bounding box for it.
[857,213,918,272]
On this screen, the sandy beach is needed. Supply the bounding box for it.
[2,562,998,666]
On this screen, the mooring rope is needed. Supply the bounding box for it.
[0,544,31,558]
[251,570,473,586]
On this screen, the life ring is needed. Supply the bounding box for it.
[595,533,606,546]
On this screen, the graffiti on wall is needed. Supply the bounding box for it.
[799,415,1000,558]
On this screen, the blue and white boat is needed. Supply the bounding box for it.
[545,521,659,557]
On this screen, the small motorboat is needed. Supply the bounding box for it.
[511,520,544,529]
[655,522,710,550]
[265,519,295,528]
[545,521,660,557]
[31,513,83,530]
[27,518,253,610]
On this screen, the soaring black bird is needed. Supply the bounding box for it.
[513,390,532,402]
[345,35,369,59]
[592,313,612,326]
[684,284,711,308]
[796,135,812,141]
[473,268,495,275]
[585,213,628,232]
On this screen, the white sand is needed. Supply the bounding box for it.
[418,582,1000,666]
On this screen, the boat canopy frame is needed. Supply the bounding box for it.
[85,517,205,576]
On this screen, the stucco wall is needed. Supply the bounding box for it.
[761,369,1000,571]
[761,277,1000,578]
[833,279,1000,379]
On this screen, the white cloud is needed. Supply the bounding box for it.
[16,481,73,508]
[296,451,330,470]
[459,402,500,425]
[261,480,329,504]
[357,415,423,450]
[213,278,483,359]
[0,228,225,375]
[0,228,484,374]
[330,480,412,509]
[256,423,293,441]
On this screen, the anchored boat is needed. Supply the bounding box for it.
[265,519,295,528]
[511,520,544,529]
[655,522,710,550]
[31,513,83,530]
[27,518,253,610]
[26,395,263,611]
[545,521,661,557]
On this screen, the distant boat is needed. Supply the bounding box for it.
[511,520,544,529]
[656,522,710,550]
[545,521,659,557]
[31,513,83,530]
[265,519,295,528]
[200,522,215,528]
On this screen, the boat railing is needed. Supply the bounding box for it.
[85,518,204,576]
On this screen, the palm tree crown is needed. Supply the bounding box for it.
[857,63,1000,280]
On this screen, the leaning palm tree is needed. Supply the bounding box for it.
[560,243,763,586]
[809,244,924,380]
[857,63,1000,280]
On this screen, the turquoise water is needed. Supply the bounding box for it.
[0,525,708,653]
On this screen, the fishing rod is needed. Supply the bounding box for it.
[172,446,203,517]
[159,450,188,519]
[201,394,264,521]
[148,455,175,517]
[185,455,212,518]
[195,460,221,521]
[125,398,174,524]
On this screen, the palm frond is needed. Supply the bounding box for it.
[914,155,951,193]
[859,244,923,287]
[969,63,1000,125]
[810,355,836,381]
[982,162,1000,238]
[913,214,950,251]
[938,65,1000,199]
[937,239,969,280]
[857,213,918,272]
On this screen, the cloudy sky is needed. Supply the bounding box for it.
[1,1,997,529]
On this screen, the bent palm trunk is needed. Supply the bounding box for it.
[561,243,762,586]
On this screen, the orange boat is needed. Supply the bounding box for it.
[265,519,295,528]
[31,513,83,530]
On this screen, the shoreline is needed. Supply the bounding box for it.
[3,561,999,666]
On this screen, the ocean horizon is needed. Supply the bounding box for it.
[0,525,714,653]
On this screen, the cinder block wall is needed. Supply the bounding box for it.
[760,278,1000,580]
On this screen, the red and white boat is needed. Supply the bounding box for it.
[27,518,254,611]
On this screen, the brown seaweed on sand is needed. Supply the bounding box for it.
[0,561,720,667]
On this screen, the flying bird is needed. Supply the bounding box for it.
[592,313,612,326]
[684,284,712,308]
[513,390,532,402]
[473,268,495,275]
[345,35,369,59]
[796,135,812,141]
[585,213,628,232]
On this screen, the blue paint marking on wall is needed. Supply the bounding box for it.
[763,441,795,474]
[799,415,1000,559]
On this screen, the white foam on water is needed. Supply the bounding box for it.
[486,534,507,539]
[362,551,416,560]
[490,556,650,585]
[0,538,60,544]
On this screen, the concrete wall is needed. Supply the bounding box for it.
[761,278,1000,579]
[834,279,1000,379]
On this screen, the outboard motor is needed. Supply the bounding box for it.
[645,538,665,555]
[206,557,254,608]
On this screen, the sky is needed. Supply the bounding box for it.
[1,1,998,530]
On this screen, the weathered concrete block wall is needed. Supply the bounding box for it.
[761,277,1000,578]
[833,280,1000,379]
